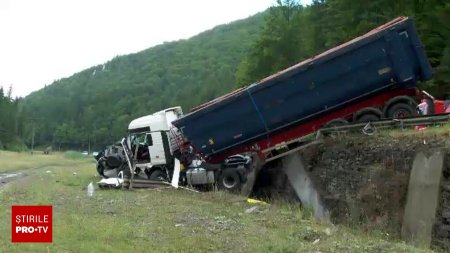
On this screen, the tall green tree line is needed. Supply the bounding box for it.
[0,86,29,151]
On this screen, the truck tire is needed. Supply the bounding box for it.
[218,169,241,192]
[148,169,166,181]
[387,103,415,119]
[96,163,107,178]
[357,114,379,123]
[324,118,348,127]
[354,107,382,122]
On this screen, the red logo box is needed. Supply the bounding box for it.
[11,206,52,243]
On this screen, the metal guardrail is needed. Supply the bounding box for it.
[265,140,322,162]
[262,113,450,162]
[318,113,450,134]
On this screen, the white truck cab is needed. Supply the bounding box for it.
[127,107,183,176]
[97,106,250,191]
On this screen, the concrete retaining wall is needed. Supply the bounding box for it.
[285,132,450,249]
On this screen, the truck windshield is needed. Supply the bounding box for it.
[130,133,147,146]
[129,132,153,146]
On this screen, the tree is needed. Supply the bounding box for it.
[0,85,28,150]
[237,0,305,85]
[432,3,450,97]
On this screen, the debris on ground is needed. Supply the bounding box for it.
[246,198,269,205]
[97,177,124,188]
[87,182,94,197]
[245,206,259,214]
[324,227,332,236]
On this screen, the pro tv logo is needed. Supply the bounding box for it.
[11,206,52,243]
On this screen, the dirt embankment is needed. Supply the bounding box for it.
[301,133,449,224]
[434,153,450,249]
[296,131,450,248]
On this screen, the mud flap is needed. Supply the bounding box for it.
[240,153,264,197]
[171,158,181,188]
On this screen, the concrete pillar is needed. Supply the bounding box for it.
[282,153,330,222]
[401,150,445,246]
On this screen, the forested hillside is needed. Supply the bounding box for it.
[22,13,265,150]
[2,0,449,151]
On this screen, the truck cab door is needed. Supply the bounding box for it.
[147,132,167,166]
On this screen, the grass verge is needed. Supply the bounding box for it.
[0,150,92,173]
[0,153,434,252]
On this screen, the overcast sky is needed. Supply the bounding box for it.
[1,0,311,97]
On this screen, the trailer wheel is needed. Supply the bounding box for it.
[218,169,241,192]
[324,118,348,127]
[357,114,379,123]
[387,103,415,119]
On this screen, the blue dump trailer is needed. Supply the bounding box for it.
[172,17,433,164]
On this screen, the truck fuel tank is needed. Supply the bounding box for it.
[186,160,215,185]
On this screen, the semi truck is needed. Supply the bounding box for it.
[96,107,253,190]
[96,17,446,192]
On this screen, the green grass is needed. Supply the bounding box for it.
[64,150,87,160]
[0,150,93,173]
[379,122,450,138]
[0,153,435,252]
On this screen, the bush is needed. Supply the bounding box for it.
[4,138,28,152]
